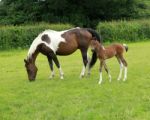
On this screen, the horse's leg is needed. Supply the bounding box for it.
[51,54,64,79]
[103,61,111,82]
[116,57,123,81]
[99,60,104,84]
[86,53,91,76]
[80,49,88,78]
[120,56,128,81]
[47,55,54,79]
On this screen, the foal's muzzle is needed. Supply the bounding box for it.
[91,49,95,52]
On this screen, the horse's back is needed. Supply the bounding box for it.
[29,27,94,56]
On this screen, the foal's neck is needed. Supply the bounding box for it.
[96,43,105,53]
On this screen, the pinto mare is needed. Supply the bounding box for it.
[90,40,128,84]
[24,28,102,81]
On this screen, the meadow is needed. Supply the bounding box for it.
[0,41,150,120]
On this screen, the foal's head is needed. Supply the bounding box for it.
[90,39,101,52]
[24,59,38,81]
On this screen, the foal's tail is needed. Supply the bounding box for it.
[86,28,102,69]
[123,44,128,52]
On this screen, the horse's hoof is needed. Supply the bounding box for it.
[49,75,54,79]
[49,77,53,80]
[80,75,84,79]
[87,72,91,76]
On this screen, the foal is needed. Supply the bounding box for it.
[90,40,128,84]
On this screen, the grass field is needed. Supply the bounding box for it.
[0,41,150,120]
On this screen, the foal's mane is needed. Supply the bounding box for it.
[85,28,102,68]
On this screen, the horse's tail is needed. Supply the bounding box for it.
[123,44,128,52]
[86,28,102,69]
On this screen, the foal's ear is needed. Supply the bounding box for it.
[92,37,97,40]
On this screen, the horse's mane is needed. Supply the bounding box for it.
[85,28,102,43]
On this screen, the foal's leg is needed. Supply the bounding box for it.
[51,54,64,79]
[99,60,104,84]
[80,49,88,78]
[116,57,123,81]
[120,56,128,81]
[103,61,112,82]
[47,55,54,79]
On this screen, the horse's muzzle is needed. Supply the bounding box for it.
[29,77,36,81]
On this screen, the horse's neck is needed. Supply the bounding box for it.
[27,49,39,64]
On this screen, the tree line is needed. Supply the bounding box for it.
[0,0,149,28]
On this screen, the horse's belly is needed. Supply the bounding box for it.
[56,41,78,55]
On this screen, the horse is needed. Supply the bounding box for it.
[90,39,128,84]
[24,27,102,81]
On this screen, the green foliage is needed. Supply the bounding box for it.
[137,0,150,18]
[0,42,150,119]
[0,0,140,27]
[0,23,73,50]
[97,19,150,42]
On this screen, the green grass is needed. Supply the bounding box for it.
[0,41,150,120]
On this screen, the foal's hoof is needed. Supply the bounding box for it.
[60,75,64,80]
[98,81,102,84]
[123,78,127,81]
[109,77,112,82]
[49,75,54,79]
[98,82,102,85]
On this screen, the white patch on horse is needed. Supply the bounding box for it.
[59,67,64,79]
[80,66,86,78]
[27,29,78,59]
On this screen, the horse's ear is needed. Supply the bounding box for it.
[24,59,28,64]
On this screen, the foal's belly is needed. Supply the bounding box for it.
[105,50,116,59]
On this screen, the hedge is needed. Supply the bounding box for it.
[96,19,150,42]
[1,20,150,50]
[0,23,73,50]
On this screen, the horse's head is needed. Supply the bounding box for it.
[24,59,38,81]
